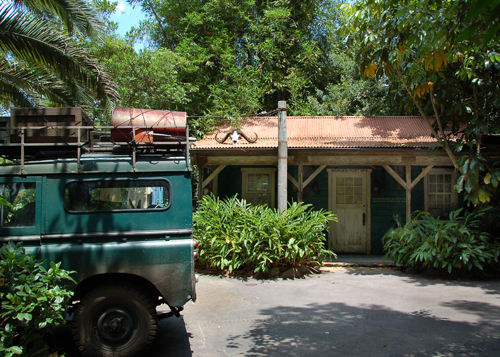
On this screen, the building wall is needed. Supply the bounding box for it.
[217,165,243,199]
[369,166,425,254]
[214,164,454,255]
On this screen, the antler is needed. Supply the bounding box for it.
[238,130,258,143]
[214,131,232,143]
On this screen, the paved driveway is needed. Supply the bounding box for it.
[148,267,500,356]
[57,267,500,356]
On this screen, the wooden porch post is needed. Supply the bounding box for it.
[406,163,412,223]
[298,163,304,203]
[382,164,434,223]
[198,165,204,200]
[197,164,226,200]
[277,101,288,212]
[292,163,326,203]
[202,165,226,191]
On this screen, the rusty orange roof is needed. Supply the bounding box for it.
[191,116,438,150]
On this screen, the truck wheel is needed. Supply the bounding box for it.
[72,284,158,357]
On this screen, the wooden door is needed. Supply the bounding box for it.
[328,170,371,253]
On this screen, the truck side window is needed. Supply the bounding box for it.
[64,179,170,212]
[0,182,37,227]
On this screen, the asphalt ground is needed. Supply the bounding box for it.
[58,266,500,356]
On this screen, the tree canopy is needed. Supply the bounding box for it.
[2,0,498,205]
[342,0,500,205]
[0,0,118,115]
[128,0,332,116]
[89,0,391,134]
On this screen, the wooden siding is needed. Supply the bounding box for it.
[213,164,445,254]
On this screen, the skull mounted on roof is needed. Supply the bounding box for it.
[215,129,258,145]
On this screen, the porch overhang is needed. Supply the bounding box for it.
[191,147,454,167]
[191,147,454,224]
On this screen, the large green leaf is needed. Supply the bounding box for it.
[0,195,13,207]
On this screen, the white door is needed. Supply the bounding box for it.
[328,170,371,253]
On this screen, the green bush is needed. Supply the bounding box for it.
[193,195,337,274]
[0,242,75,357]
[383,208,500,273]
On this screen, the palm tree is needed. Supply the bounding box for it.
[0,0,119,115]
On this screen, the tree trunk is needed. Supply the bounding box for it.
[395,66,459,170]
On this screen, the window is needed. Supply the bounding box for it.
[0,182,37,227]
[336,176,364,205]
[424,168,458,218]
[65,179,170,213]
[242,168,276,208]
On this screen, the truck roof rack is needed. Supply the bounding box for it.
[0,107,196,173]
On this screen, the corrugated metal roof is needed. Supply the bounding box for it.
[191,116,438,150]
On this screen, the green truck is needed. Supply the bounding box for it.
[0,107,197,356]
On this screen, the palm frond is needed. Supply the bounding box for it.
[0,59,73,107]
[0,4,118,114]
[0,81,37,109]
[12,0,104,39]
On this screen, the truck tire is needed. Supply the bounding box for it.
[72,284,158,357]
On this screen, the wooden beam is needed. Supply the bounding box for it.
[298,163,304,203]
[304,155,452,166]
[384,164,434,222]
[410,165,434,189]
[303,165,327,188]
[195,155,208,166]
[202,156,290,166]
[294,156,310,165]
[197,153,453,166]
[382,165,408,189]
[198,165,204,200]
[406,163,412,223]
[288,173,299,189]
[202,165,226,189]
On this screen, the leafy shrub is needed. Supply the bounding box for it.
[383,208,500,273]
[0,242,75,356]
[193,195,337,274]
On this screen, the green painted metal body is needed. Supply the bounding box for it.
[0,154,196,307]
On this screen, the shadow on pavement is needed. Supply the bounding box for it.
[226,301,500,356]
[149,316,192,357]
[54,315,192,357]
[336,266,500,296]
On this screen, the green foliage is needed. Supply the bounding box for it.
[455,0,500,45]
[0,196,12,208]
[455,153,500,206]
[86,0,396,134]
[383,209,500,274]
[0,242,75,357]
[342,0,500,206]
[307,50,396,116]
[193,195,337,274]
[125,0,349,118]
[0,0,118,115]
[102,47,198,113]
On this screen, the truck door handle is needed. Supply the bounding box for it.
[363,213,366,226]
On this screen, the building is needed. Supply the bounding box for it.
[190,115,459,254]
